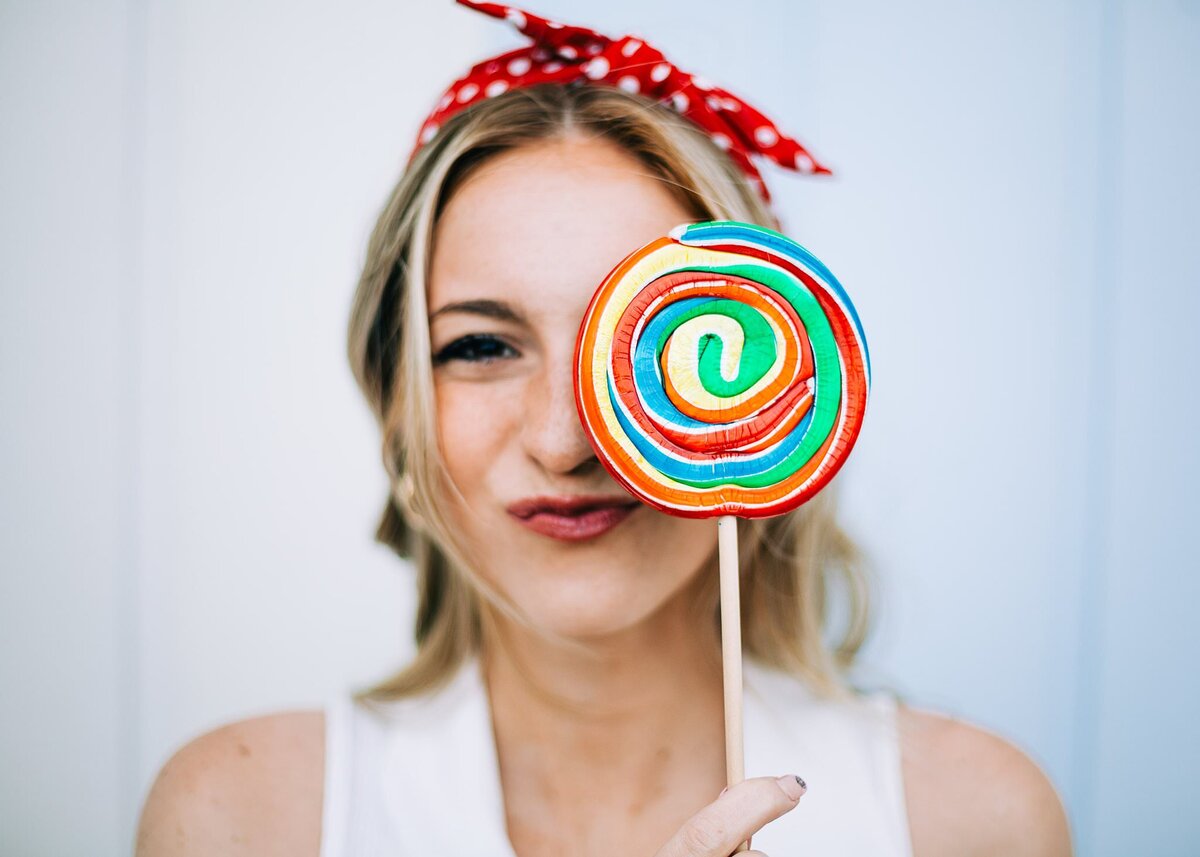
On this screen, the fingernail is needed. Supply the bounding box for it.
[777,774,807,801]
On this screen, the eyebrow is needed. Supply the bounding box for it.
[428,299,526,324]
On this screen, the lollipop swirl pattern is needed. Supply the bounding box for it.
[574,221,871,518]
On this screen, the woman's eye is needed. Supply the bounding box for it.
[432,334,518,366]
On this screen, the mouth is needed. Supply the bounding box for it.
[506,495,641,542]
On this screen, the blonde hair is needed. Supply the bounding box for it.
[346,82,876,704]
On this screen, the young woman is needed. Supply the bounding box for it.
[136,6,1073,856]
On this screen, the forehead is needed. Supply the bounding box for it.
[428,136,696,322]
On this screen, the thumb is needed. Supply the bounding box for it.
[654,774,807,857]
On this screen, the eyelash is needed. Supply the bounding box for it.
[432,334,519,366]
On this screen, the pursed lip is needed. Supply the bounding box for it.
[506,494,640,542]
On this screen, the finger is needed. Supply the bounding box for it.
[653,774,807,857]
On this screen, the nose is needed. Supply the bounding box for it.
[521,354,600,478]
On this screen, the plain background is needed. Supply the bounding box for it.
[2,0,1197,854]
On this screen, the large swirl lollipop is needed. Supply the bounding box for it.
[574,220,870,849]
[574,219,871,519]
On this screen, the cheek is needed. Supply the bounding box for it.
[632,511,719,581]
[434,380,521,499]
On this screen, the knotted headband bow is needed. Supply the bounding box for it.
[410,0,831,203]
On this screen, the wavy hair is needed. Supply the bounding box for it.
[346,82,876,704]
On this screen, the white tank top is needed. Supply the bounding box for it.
[319,655,913,856]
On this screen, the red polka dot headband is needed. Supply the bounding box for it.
[411,0,832,204]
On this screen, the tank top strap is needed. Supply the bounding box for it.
[319,695,352,857]
[742,657,914,856]
[320,660,516,857]
[862,688,915,856]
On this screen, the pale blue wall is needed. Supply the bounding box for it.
[2,1,1196,854]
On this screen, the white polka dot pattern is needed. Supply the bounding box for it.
[584,57,609,80]
[755,126,779,146]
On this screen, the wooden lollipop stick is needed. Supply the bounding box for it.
[717,515,751,853]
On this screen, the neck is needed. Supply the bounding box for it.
[482,581,723,720]
[478,574,730,849]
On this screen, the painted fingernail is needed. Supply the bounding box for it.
[777,774,807,800]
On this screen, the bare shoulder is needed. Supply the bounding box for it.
[895,702,1073,857]
[135,710,326,857]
